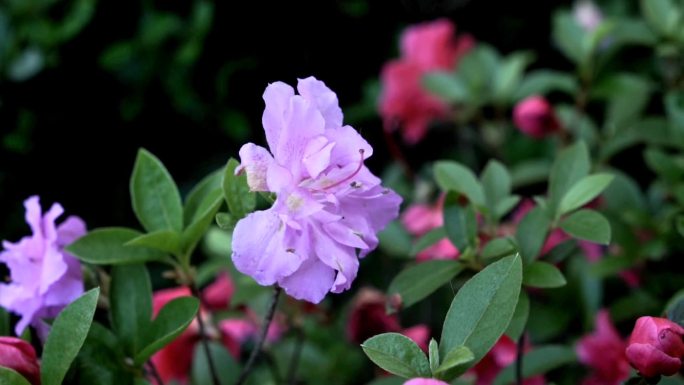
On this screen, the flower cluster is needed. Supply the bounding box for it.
[233,76,401,303]
[0,196,85,339]
[576,310,630,385]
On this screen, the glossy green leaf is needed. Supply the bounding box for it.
[110,265,152,355]
[423,72,469,103]
[192,341,240,385]
[440,255,522,379]
[67,227,167,265]
[0,367,32,385]
[125,230,181,255]
[505,291,530,341]
[387,260,464,313]
[181,190,223,255]
[130,149,183,233]
[134,296,200,365]
[443,203,477,251]
[222,158,256,220]
[410,227,447,256]
[41,288,100,385]
[558,173,614,216]
[183,169,223,226]
[434,346,474,377]
[560,209,611,245]
[361,333,431,379]
[434,161,485,207]
[523,261,567,288]
[548,141,590,214]
[492,345,576,385]
[515,207,551,264]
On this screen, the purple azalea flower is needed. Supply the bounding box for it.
[232,77,402,303]
[0,196,85,339]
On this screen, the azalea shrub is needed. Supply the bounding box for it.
[2,1,684,385]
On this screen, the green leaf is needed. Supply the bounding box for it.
[645,147,684,182]
[597,74,652,135]
[378,221,413,259]
[41,288,100,385]
[510,160,551,188]
[481,237,517,261]
[496,196,521,219]
[492,345,576,385]
[423,72,469,103]
[434,161,485,207]
[641,0,679,37]
[443,203,477,251]
[434,346,474,377]
[130,149,183,233]
[0,307,9,336]
[67,227,167,265]
[515,207,551,264]
[548,141,590,214]
[215,212,236,231]
[558,173,613,216]
[493,52,533,104]
[361,332,431,379]
[429,339,440,374]
[552,12,584,63]
[0,367,32,385]
[523,261,567,288]
[440,255,522,379]
[192,341,240,385]
[387,260,464,313]
[505,291,529,341]
[514,70,578,100]
[183,169,223,226]
[134,296,200,365]
[665,289,684,327]
[561,209,611,245]
[125,230,181,255]
[410,227,447,256]
[181,190,223,256]
[222,158,256,220]
[110,265,152,355]
[481,160,511,216]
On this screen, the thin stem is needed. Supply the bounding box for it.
[146,361,165,385]
[235,286,282,385]
[286,327,305,385]
[516,332,525,385]
[190,284,221,385]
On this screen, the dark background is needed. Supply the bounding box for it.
[0,0,570,238]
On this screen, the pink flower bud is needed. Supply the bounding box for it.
[626,316,684,377]
[513,96,561,139]
[0,336,41,385]
[403,379,450,385]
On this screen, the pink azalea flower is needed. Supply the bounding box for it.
[512,96,561,139]
[0,196,85,339]
[201,273,234,311]
[403,379,450,385]
[626,316,684,377]
[576,310,630,385]
[233,77,401,303]
[401,196,459,261]
[379,19,474,144]
[471,335,545,385]
[346,288,430,351]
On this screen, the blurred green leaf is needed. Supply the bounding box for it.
[552,12,584,63]
[0,307,9,336]
[493,52,533,104]
[492,345,576,385]
[215,212,236,231]
[0,367,32,385]
[641,0,681,37]
[192,341,239,385]
[41,288,99,385]
[67,227,168,265]
[387,260,464,313]
[130,149,183,233]
[440,255,522,380]
[549,141,590,214]
[505,291,529,341]
[134,296,200,365]
[514,70,578,101]
[482,237,517,261]
[644,147,684,182]
[558,173,614,216]
[222,158,256,220]
[443,202,477,251]
[515,206,551,264]
[481,160,511,217]
[378,220,413,259]
[410,227,447,256]
[110,265,152,356]
[361,333,431,379]
[434,161,485,207]
[510,160,552,188]
[523,261,567,288]
[560,209,611,245]
[423,72,469,103]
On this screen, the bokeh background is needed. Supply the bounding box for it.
[0,0,573,237]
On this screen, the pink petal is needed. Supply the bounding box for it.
[626,343,682,377]
[56,215,87,247]
[297,76,343,130]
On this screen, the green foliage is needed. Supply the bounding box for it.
[0,367,32,385]
[109,265,152,355]
[492,346,576,385]
[434,161,485,207]
[515,207,551,264]
[523,261,567,288]
[361,333,431,379]
[67,227,167,265]
[560,209,611,244]
[386,260,464,313]
[440,255,523,379]
[192,342,240,385]
[548,141,591,216]
[41,288,100,385]
[222,158,256,221]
